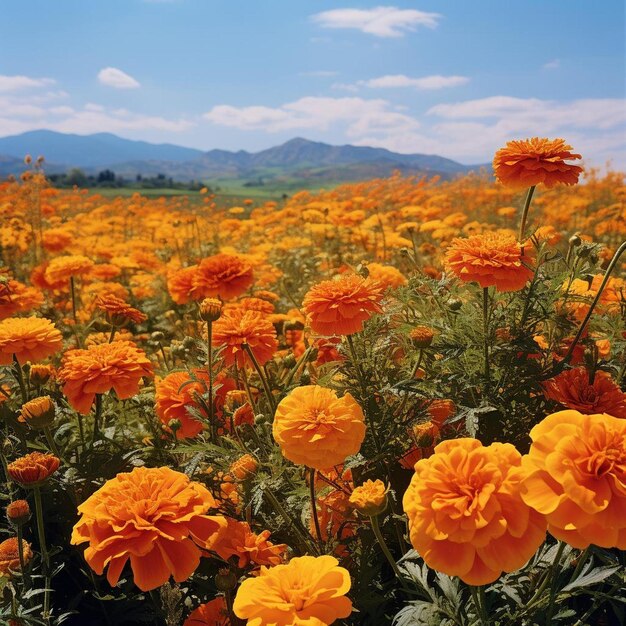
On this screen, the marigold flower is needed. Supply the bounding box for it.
[167,266,199,305]
[58,340,154,414]
[349,479,388,516]
[427,399,456,427]
[445,232,534,292]
[0,278,44,319]
[520,410,626,549]
[184,598,230,626]
[493,137,583,189]
[273,385,366,469]
[365,262,407,289]
[212,308,278,368]
[18,395,56,429]
[303,274,384,336]
[199,297,223,322]
[0,537,33,577]
[410,325,435,348]
[44,255,94,284]
[95,294,147,325]
[192,254,254,301]
[29,363,55,385]
[71,466,227,591]
[0,317,63,365]
[233,555,352,625]
[229,454,259,480]
[543,368,626,418]
[6,500,31,526]
[403,438,546,585]
[214,518,286,568]
[7,452,60,486]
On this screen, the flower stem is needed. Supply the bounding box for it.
[470,585,489,625]
[33,486,51,624]
[242,343,276,414]
[43,426,61,459]
[482,287,491,391]
[518,185,536,242]
[92,394,103,443]
[309,468,324,551]
[207,320,215,442]
[13,356,28,404]
[370,514,404,582]
[69,276,78,325]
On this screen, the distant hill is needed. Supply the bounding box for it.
[0,130,482,185]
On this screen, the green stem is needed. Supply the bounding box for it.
[43,426,61,459]
[108,326,116,343]
[482,287,491,391]
[242,343,276,414]
[13,356,28,404]
[371,514,404,582]
[207,320,215,442]
[70,276,78,325]
[518,185,536,242]
[309,468,324,551]
[33,486,51,625]
[92,394,103,443]
[470,585,489,625]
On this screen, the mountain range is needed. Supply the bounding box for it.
[0,130,482,185]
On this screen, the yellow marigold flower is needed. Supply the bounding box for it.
[403,438,546,585]
[349,479,388,516]
[520,410,626,549]
[273,385,366,470]
[233,555,352,625]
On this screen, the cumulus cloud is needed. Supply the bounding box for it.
[0,75,55,93]
[97,67,140,89]
[204,96,420,138]
[311,6,441,38]
[359,74,469,90]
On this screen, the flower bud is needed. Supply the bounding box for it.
[349,479,388,517]
[230,454,259,481]
[18,396,56,429]
[199,298,223,322]
[409,325,434,349]
[6,500,31,527]
[447,298,463,311]
[215,567,238,591]
[569,234,582,247]
[29,364,54,386]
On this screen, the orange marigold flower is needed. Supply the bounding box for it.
[543,368,626,418]
[0,537,33,577]
[427,399,456,427]
[0,279,44,319]
[349,479,388,516]
[7,452,60,486]
[493,137,583,189]
[445,232,534,292]
[167,266,199,305]
[192,254,254,301]
[365,262,407,289]
[18,395,56,429]
[303,274,384,336]
[229,454,259,480]
[71,466,227,591]
[29,363,55,385]
[403,438,546,585]
[273,385,366,469]
[6,500,31,526]
[214,518,286,568]
[184,598,230,626]
[155,370,235,439]
[212,308,278,368]
[520,410,626,549]
[95,294,147,325]
[44,255,94,284]
[0,317,63,365]
[58,340,154,414]
[233,555,352,625]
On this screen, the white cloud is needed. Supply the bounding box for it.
[97,67,140,89]
[300,70,339,77]
[0,75,55,93]
[204,96,419,138]
[311,6,441,38]
[359,74,469,89]
[543,59,560,70]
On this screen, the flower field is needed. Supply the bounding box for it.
[0,139,625,625]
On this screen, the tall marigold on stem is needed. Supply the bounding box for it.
[303,274,384,336]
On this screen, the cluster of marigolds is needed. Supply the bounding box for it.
[0,138,624,625]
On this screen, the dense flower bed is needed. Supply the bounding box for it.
[0,139,624,625]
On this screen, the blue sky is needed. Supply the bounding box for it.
[1,0,624,165]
